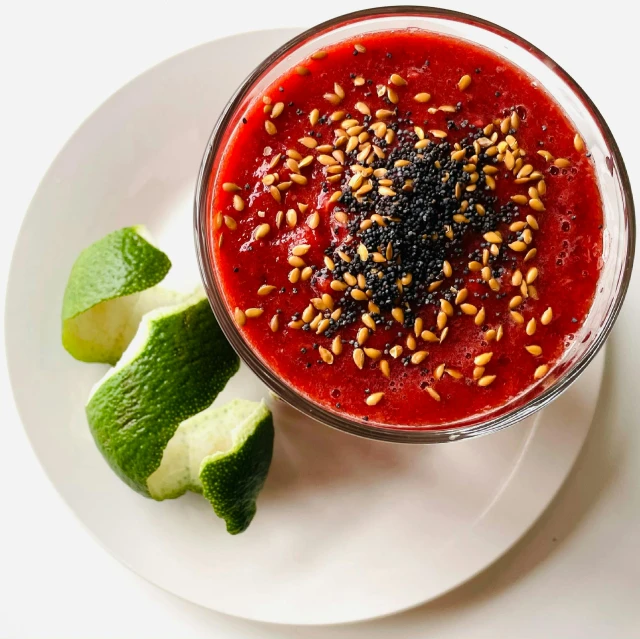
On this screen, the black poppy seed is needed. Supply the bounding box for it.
[241,117,247,124]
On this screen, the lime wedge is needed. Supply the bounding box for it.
[62,225,174,364]
[86,290,240,497]
[148,399,274,534]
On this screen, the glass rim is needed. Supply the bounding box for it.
[194,5,636,443]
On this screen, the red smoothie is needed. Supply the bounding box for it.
[207,29,603,428]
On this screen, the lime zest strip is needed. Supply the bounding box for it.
[86,290,240,496]
[62,225,172,364]
[148,398,274,534]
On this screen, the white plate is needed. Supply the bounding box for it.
[5,29,605,626]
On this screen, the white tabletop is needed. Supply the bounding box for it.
[1,1,639,636]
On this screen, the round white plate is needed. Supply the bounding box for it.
[6,29,604,626]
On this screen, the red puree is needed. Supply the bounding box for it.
[209,30,603,428]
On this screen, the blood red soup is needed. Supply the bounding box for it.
[208,30,603,428]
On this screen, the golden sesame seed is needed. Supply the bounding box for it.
[299,136,317,149]
[440,299,454,317]
[534,364,549,380]
[458,74,472,91]
[366,392,384,406]
[406,334,417,350]
[319,346,334,365]
[473,366,485,380]
[288,268,300,284]
[475,307,486,326]
[418,330,437,343]
[291,243,310,257]
[455,288,468,305]
[380,360,390,378]
[390,73,407,86]
[301,305,314,324]
[524,248,537,262]
[234,307,246,326]
[509,295,523,310]
[387,345,403,359]
[460,303,477,316]
[526,267,539,284]
[517,164,534,179]
[311,50,327,60]
[512,270,523,287]
[510,311,525,324]
[554,158,571,168]
[352,348,365,370]
[351,289,367,301]
[541,307,553,325]
[231,194,245,211]
[357,243,369,261]
[509,241,527,252]
[257,284,275,296]
[316,318,330,334]
[254,223,270,239]
[414,92,431,103]
[478,375,496,387]
[474,352,493,366]
[483,231,502,244]
[574,134,585,152]
[411,351,429,365]
[269,185,282,202]
[245,308,263,319]
[364,347,382,361]
[223,215,237,230]
[330,336,342,356]
[529,198,545,212]
[271,102,284,119]
[526,345,542,356]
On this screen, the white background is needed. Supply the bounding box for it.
[1,1,639,637]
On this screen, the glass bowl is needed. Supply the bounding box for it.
[194,6,635,443]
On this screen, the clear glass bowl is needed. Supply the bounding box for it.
[195,7,635,443]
